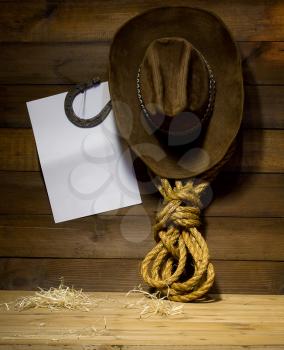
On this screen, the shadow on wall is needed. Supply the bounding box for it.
[203,44,265,294]
[209,42,264,201]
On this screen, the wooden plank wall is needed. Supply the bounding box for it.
[0,0,283,294]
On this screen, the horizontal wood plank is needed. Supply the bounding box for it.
[226,129,284,173]
[0,129,283,173]
[1,85,283,129]
[241,42,284,85]
[0,258,283,294]
[0,293,283,349]
[0,42,284,85]
[0,0,283,42]
[244,85,284,129]
[0,172,283,218]
[1,344,283,350]
[1,293,284,349]
[0,129,38,172]
[0,215,283,261]
[1,346,282,350]
[0,42,110,84]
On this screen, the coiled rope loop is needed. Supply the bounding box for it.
[141,178,215,302]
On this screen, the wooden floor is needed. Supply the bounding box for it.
[0,291,283,349]
[0,1,283,293]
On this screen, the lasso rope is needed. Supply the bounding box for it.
[140,141,237,302]
[141,178,214,302]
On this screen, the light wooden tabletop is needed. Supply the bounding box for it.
[0,291,283,349]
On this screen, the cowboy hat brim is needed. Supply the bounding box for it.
[109,6,243,179]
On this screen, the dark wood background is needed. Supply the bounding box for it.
[0,0,283,294]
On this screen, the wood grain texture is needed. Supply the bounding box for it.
[0,0,283,42]
[244,86,284,129]
[0,258,283,294]
[0,129,283,172]
[0,0,283,298]
[0,215,283,261]
[0,346,282,350]
[0,292,283,349]
[226,129,284,173]
[1,85,283,129]
[241,42,284,85]
[0,129,39,171]
[0,42,284,84]
[0,42,110,84]
[0,172,283,218]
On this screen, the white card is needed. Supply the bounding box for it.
[27,82,141,223]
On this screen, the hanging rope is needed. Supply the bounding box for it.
[140,178,215,302]
[140,141,237,302]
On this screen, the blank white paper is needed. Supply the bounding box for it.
[27,82,141,223]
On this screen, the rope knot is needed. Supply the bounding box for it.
[141,178,215,302]
[154,179,207,235]
[160,179,205,206]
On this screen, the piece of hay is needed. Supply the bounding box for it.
[0,302,12,311]
[65,317,108,338]
[125,285,184,318]
[14,280,97,312]
[0,280,183,320]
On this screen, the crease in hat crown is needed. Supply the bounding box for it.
[137,37,216,144]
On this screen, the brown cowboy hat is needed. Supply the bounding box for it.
[109,6,243,179]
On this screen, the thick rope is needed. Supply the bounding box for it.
[141,178,215,302]
[140,140,238,302]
